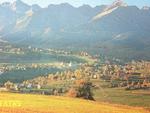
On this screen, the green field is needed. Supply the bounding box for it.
[92,80,150,108]
[0,68,62,83]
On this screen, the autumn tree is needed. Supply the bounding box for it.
[4,81,14,90]
[67,88,77,97]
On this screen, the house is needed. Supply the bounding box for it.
[37,84,41,89]
[71,76,76,81]
[27,83,32,89]
[0,70,4,75]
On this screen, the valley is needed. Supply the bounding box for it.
[0,0,150,113]
[0,44,150,108]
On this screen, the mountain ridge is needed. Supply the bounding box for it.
[0,0,150,60]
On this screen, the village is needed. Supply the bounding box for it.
[0,45,97,97]
[1,42,150,98]
[1,58,150,98]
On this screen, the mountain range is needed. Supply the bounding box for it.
[0,0,150,60]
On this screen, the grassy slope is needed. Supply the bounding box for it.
[0,93,149,113]
[92,80,150,107]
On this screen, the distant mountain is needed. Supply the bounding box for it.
[0,0,150,60]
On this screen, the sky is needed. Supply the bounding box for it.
[0,0,150,8]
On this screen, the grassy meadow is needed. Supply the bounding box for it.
[0,92,149,113]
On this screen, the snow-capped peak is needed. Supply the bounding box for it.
[0,2,11,7]
[11,1,17,11]
[104,0,127,12]
[10,0,30,12]
[142,6,150,10]
[25,9,34,17]
[92,0,127,21]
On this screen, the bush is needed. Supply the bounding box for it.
[67,88,77,98]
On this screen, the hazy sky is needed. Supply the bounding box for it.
[0,0,150,8]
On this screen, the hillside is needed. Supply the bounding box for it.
[0,93,149,113]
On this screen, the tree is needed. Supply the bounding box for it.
[76,80,94,100]
[4,81,14,90]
